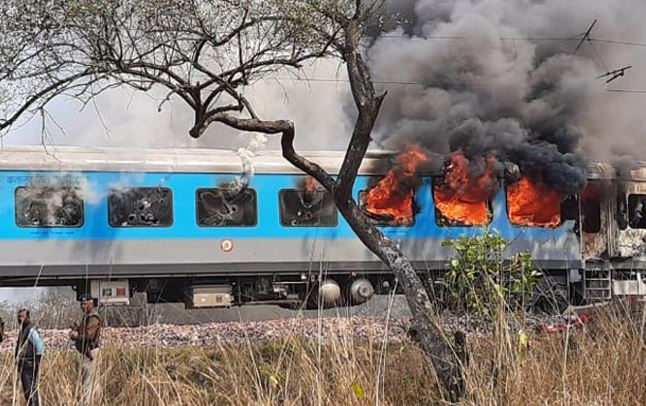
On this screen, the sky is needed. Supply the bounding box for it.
[2,60,353,152]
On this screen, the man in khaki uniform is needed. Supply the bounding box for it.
[69,294,102,405]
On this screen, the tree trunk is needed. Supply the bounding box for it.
[336,200,465,399]
[201,9,466,399]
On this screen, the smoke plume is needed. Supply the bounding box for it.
[369,0,646,193]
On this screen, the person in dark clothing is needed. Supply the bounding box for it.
[69,294,103,405]
[0,315,5,343]
[15,309,45,406]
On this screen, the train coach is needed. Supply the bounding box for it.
[0,145,644,310]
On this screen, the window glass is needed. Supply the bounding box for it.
[15,186,84,228]
[108,187,173,227]
[279,189,337,227]
[196,188,257,227]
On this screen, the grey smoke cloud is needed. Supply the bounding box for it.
[3,0,646,187]
[369,0,646,192]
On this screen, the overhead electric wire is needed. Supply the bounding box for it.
[607,89,646,94]
[275,76,646,95]
[377,34,646,48]
[268,30,646,94]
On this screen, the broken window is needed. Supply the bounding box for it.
[279,189,337,227]
[580,182,602,234]
[506,178,561,227]
[358,190,415,227]
[196,188,257,227]
[628,194,646,229]
[616,192,628,230]
[108,187,173,227]
[582,199,601,233]
[433,177,492,227]
[15,186,84,228]
[561,195,579,222]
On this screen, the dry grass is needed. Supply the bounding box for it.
[1,303,645,405]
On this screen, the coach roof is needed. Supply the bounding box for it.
[0,145,395,175]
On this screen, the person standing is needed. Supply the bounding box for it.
[15,309,45,406]
[69,294,103,405]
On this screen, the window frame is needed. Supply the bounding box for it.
[581,182,602,234]
[616,191,628,230]
[108,187,174,228]
[432,177,493,228]
[14,185,85,228]
[504,184,563,228]
[627,193,646,230]
[195,187,258,227]
[357,189,416,227]
[278,188,338,227]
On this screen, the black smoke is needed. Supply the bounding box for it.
[365,0,621,193]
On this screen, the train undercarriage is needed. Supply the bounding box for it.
[59,262,646,316]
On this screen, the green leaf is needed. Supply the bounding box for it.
[352,382,366,400]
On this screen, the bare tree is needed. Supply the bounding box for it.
[0,0,463,398]
[0,0,336,135]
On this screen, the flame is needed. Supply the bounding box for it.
[365,145,429,225]
[304,176,319,194]
[507,176,561,227]
[434,151,497,226]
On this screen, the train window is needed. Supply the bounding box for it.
[433,178,492,227]
[616,192,628,230]
[108,187,173,227]
[581,182,601,234]
[279,189,337,227]
[561,196,579,222]
[506,180,561,227]
[15,186,84,228]
[582,199,601,233]
[628,194,646,229]
[196,188,257,227]
[358,190,415,227]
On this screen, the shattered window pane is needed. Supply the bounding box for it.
[196,188,257,227]
[15,186,84,228]
[628,194,646,229]
[358,190,415,227]
[561,195,579,222]
[108,187,173,227]
[582,199,601,234]
[279,189,337,227]
[616,192,628,230]
[433,177,492,227]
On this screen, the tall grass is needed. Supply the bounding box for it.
[0,302,645,405]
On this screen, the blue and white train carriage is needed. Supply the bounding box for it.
[0,145,644,309]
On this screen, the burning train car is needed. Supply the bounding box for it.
[0,145,643,310]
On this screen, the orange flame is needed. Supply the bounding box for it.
[365,145,429,225]
[304,176,319,193]
[433,151,497,226]
[507,176,561,227]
